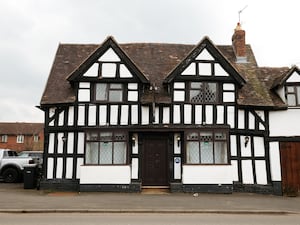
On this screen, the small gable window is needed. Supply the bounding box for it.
[285,85,300,106]
[95,83,123,102]
[189,82,218,103]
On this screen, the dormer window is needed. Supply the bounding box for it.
[285,85,300,106]
[95,83,123,102]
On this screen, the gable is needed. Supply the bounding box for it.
[286,70,300,83]
[164,37,245,86]
[67,37,148,83]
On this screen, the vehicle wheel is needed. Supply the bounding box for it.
[2,168,19,183]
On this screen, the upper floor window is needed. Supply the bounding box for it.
[17,135,24,143]
[185,130,228,164]
[33,135,39,142]
[85,131,127,165]
[1,135,8,143]
[173,82,219,103]
[95,83,123,102]
[286,85,300,106]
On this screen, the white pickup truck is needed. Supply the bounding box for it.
[0,149,36,183]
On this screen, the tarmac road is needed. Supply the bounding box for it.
[0,213,300,225]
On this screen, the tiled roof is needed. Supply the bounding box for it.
[40,40,289,109]
[0,123,44,135]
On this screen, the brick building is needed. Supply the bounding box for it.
[0,123,44,152]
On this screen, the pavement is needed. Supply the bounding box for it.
[0,183,299,214]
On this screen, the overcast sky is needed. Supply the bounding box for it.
[0,0,299,123]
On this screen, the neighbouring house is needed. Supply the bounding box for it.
[0,122,44,152]
[39,23,300,195]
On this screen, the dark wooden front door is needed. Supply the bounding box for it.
[142,133,169,186]
[280,142,300,194]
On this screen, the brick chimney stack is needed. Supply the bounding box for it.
[232,23,247,63]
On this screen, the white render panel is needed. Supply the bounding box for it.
[119,64,133,78]
[254,137,265,157]
[227,106,235,128]
[231,160,239,181]
[216,105,224,124]
[132,133,138,154]
[173,105,181,124]
[215,63,229,76]
[241,135,251,157]
[58,111,64,126]
[174,157,181,179]
[242,160,254,184]
[77,132,85,154]
[205,105,213,124]
[141,106,149,125]
[230,135,237,156]
[182,165,233,184]
[110,105,119,125]
[66,158,73,179]
[195,105,202,124]
[48,133,55,154]
[80,165,131,184]
[223,83,235,91]
[47,158,54,179]
[270,109,300,136]
[128,83,138,89]
[198,63,211,76]
[83,63,98,77]
[275,86,285,103]
[174,82,185,89]
[249,112,255,130]
[255,160,268,185]
[174,133,181,154]
[223,92,235,102]
[238,109,245,129]
[78,105,85,126]
[286,71,300,82]
[131,105,138,124]
[57,133,64,154]
[99,105,107,126]
[128,91,138,101]
[184,104,192,124]
[67,132,74,154]
[173,90,185,101]
[181,63,196,75]
[163,107,170,124]
[79,82,90,88]
[49,107,55,118]
[76,158,84,179]
[88,105,96,126]
[120,105,129,125]
[255,110,265,121]
[131,158,139,179]
[68,106,74,126]
[154,107,159,124]
[56,157,63,179]
[196,49,214,60]
[78,89,90,102]
[101,63,116,78]
[99,48,120,61]
[269,142,282,181]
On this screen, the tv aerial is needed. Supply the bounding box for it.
[238,5,248,24]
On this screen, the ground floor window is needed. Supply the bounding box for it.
[186,130,228,164]
[85,131,127,165]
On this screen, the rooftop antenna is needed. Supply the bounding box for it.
[238,5,248,24]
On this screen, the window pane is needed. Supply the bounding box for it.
[190,90,204,103]
[287,94,296,106]
[187,132,198,140]
[215,132,226,140]
[100,142,112,164]
[86,142,99,164]
[297,87,300,104]
[200,132,213,142]
[200,141,213,163]
[174,90,185,101]
[110,83,122,89]
[96,83,107,101]
[86,133,98,141]
[113,142,126,164]
[287,86,294,92]
[190,82,202,88]
[214,142,227,164]
[114,133,126,141]
[109,90,123,102]
[205,83,217,102]
[100,132,113,141]
[186,142,200,164]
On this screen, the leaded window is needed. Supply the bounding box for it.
[189,82,218,103]
[85,131,127,165]
[95,83,123,102]
[186,130,228,164]
[285,85,300,106]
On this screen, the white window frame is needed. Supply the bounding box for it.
[17,135,24,143]
[1,135,8,143]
